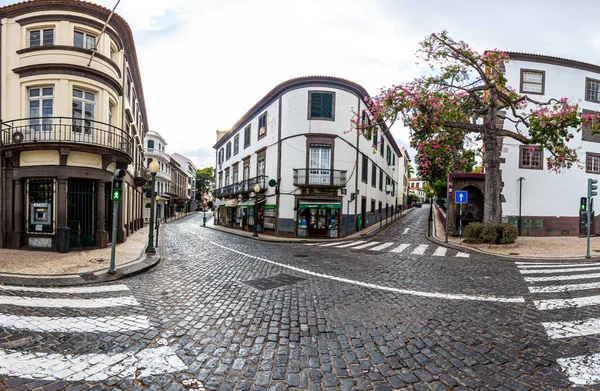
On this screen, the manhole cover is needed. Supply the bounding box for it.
[294,254,308,258]
[89,258,108,264]
[79,272,98,281]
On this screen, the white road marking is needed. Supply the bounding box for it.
[318,242,343,247]
[411,244,428,255]
[543,317,600,339]
[433,247,447,257]
[210,241,525,303]
[351,242,380,249]
[0,284,130,294]
[455,252,470,258]
[520,266,600,275]
[0,346,186,381]
[0,314,151,333]
[389,244,411,253]
[0,295,139,308]
[517,263,600,269]
[369,242,395,251]
[524,272,600,283]
[534,294,600,310]
[402,228,410,234]
[335,241,365,248]
[557,352,600,385]
[515,262,570,265]
[529,281,600,293]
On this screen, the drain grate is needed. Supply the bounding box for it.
[508,253,520,255]
[89,258,108,264]
[242,273,307,291]
[79,272,98,281]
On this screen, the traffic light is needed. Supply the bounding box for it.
[589,178,598,198]
[350,193,356,201]
[581,197,587,211]
[112,169,126,201]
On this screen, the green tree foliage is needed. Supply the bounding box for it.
[196,167,215,202]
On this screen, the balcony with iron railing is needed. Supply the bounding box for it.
[214,175,268,198]
[293,169,347,188]
[0,117,132,160]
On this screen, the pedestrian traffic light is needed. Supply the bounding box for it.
[589,178,598,198]
[350,193,356,201]
[112,169,126,201]
[581,197,587,211]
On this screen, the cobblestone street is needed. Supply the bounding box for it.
[1,208,598,390]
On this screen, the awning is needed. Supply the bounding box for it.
[299,202,341,209]
[224,199,238,207]
[237,200,255,207]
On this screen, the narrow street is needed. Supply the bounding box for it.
[0,210,594,390]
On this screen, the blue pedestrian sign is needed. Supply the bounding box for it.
[455,190,468,204]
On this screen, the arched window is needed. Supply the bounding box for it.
[148,140,154,149]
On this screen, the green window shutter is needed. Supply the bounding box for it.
[322,93,333,118]
[310,93,323,118]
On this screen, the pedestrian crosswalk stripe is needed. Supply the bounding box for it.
[0,313,151,333]
[335,241,365,248]
[411,244,428,255]
[318,242,343,247]
[517,263,600,269]
[0,346,186,381]
[529,281,600,293]
[350,241,380,249]
[455,252,470,258]
[524,272,600,283]
[515,262,568,265]
[534,294,600,310]
[0,295,139,308]
[0,284,130,294]
[368,242,395,251]
[520,265,600,275]
[389,244,410,253]
[543,317,600,339]
[433,247,447,256]
[557,352,600,385]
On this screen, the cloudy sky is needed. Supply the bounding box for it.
[8,0,600,169]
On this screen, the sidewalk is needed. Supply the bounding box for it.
[430,204,600,260]
[205,209,413,243]
[0,226,159,287]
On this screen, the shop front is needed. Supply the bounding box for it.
[297,201,340,238]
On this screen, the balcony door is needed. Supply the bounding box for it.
[309,144,331,185]
[28,87,54,141]
[72,89,95,143]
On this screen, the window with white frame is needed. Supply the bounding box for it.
[587,78,600,103]
[519,145,543,170]
[72,89,95,134]
[74,30,96,50]
[28,87,54,131]
[310,144,331,185]
[587,153,600,174]
[28,28,54,47]
[520,69,544,95]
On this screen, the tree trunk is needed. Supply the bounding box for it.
[482,133,503,224]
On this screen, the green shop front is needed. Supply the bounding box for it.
[235,200,277,235]
[297,201,340,238]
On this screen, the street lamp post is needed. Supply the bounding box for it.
[155,194,160,248]
[146,159,160,254]
[253,183,261,238]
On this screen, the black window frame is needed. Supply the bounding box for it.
[379,169,383,191]
[361,154,368,183]
[233,134,239,155]
[258,112,267,140]
[244,125,251,148]
[371,162,377,188]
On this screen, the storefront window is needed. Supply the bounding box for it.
[26,179,55,234]
[298,202,340,238]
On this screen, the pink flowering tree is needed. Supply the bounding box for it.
[353,31,598,224]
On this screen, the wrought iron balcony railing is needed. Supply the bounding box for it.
[214,175,268,198]
[0,117,132,157]
[293,168,346,188]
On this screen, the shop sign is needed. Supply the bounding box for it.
[298,203,341,209]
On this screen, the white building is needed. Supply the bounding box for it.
[397,147,409,209]
[171,153,198,211]
[144,131,170,222]
[500,52,600,236]
[213,76,402,238]
[409,178,427,202]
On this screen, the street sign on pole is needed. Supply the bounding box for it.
[455,190,468,204]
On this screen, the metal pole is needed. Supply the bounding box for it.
[253,194,258,237]
[459,203,463,240]
[587,199,592,259]
[108,199,119,273]
[146,173,156,254]
[518,177,524,236]
[445,199,449,243]
[155,219,160,248]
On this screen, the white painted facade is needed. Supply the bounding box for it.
[144,131,170,221]
[213,76,402,238]
[500,53,600,235]
[171,153,198,211]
